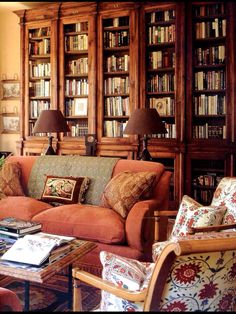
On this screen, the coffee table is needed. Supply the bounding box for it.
[0,239,96,311]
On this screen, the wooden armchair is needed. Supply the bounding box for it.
[73,231,236,311]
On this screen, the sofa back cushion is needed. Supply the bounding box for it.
[5,156,37,195]
[112,159,165,200]
[28,155,119,205]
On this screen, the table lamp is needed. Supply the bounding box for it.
[123,108,167,161]
[32,109,70,155]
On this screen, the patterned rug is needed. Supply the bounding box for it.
[0,274,101,311]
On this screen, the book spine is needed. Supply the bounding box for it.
[0,226,21,234]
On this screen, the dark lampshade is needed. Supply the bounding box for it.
[32,109,70,134]
[124,108,167,161]
[123,108,167,136]
[32,110,70,155]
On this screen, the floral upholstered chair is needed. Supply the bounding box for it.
[73,177,236,311]
[73,231,236,311]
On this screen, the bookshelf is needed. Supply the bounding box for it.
[14,1,236,209]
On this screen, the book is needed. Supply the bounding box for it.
[48,243,72,264]
[0,217,42,234]
[1,232,75,266]
[0,228,41,239]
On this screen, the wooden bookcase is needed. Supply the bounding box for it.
[14,1,236,210]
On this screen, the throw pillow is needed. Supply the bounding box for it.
[100,171,157,218]
[41,175,90,205]
[0,162,25,196]
[100,251,154,311]
[171,195,226,238]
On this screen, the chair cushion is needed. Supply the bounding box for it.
[171,195,226,238]
[211,177,236,224]
[100,171,156,218]
[99,251,154,311]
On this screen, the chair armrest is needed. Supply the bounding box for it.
[72,268,147,302]
[189,223,236,234]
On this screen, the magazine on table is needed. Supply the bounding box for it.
[1,232,75,266]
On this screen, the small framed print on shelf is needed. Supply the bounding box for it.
[1,113,20,134]
[74,98,88,116]
[1,80,20,100]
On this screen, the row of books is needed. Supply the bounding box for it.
[153,122,176,139]
[195,45,225,66]
[104,77,129,95]
[65,21,88,33]
[104,30,129,48]
[194,70,225,90]
[104,96,130,117]
[65,78,89,96]
[149,50,175,69]
[29,27,51,38]
[29,80,51,97]
[148,25,175,45]
[195,19,226,39]
[147,73,175,93]
[30,100,50,118]
[103,17,129,28]
[105,54,129,72]
[29,39,50,55]
[66,57,88,75]
[104,120,128,138]
[65,34,88,51]
[29,61,51,78]
[193,173,223,187]
[148,9,175,23]
[193,94,226,115]
[193,124,226,139]
[68,123,88,137]
[194,4,225,17]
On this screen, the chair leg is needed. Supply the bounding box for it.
[73,278,83,311]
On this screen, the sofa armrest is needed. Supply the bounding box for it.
[126,200,158,253]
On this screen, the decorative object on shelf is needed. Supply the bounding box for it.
[85,134,97,156]
[1,113,20,134]
[124,108,167,161]
[1,77,20,100]
[32,110,70,155]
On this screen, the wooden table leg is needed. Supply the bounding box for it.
[73,278,83,311]
[24,280,30,311]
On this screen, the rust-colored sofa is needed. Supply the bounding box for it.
[0,155,171,274]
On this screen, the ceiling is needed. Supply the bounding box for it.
[0,2,55,12]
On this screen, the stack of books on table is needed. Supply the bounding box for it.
[0,217,42,244]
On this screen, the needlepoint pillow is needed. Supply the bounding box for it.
[100,251,154,311]
[0,162,25,196]
[100,171,157,218]
[171,195,226,239]
[41,175,90,205]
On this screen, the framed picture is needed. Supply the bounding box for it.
[1,80,20,99]
[74,98,88,116]
[2,114,20,134]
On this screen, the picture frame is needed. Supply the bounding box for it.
[1,80,20,100]
[74,98,88,116]
[1,114,20,134]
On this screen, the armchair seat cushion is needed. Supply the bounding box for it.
[32,204,126,244]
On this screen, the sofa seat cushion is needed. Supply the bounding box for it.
[32,204,126,244]
[0,196,53,221]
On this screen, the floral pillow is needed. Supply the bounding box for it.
[41,175,90,205]
[170,195,226,239]
[99,251,154,311]
[100,171,157,218]
[0,161,25,196]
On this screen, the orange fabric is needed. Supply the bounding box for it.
[6,156,37,195]
[0,196,53,221]
[0,287,22,311]
[32,204,126,244]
